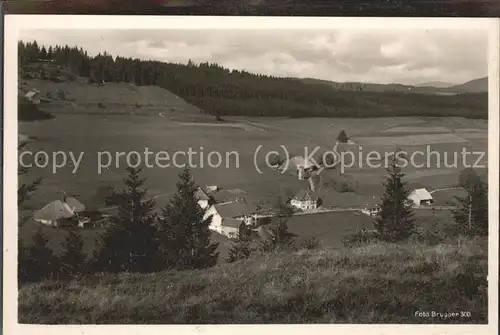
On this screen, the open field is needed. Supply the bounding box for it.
[19,110,487,257]
[353,133,468,146]
[19,113,487,211]
[382,126,450,133]
[18,236,488,324]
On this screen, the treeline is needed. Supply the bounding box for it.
[18,41,487,119]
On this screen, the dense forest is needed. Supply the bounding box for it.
[18,41,487,119]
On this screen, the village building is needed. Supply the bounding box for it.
[407,188,434,207]
[205,185,220,193]
[361,205,381,217]
[24,89,41,104]
[219,218,245,239]
[195,187,211,210]
[290,190,319,211]
[210,188,247,204]
[33,196,87,228]
[280,156,319,180]
[204,201,257,237]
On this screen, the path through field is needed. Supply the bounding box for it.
[430,186,461,194]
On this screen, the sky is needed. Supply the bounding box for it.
[20,29,488,85]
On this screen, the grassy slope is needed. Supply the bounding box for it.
[19,237,488,324]
[23,79,213,121]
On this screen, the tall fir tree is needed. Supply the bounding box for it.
[157,168,219,270]
[23,229,59,283]
[18,143,43,225]
[373,152,415,242]
[58,227,87,278]
[452,169,488,236]
[226,226,252,263]
[260,198,295,252]
[93,166,160,273]
[337,129,349,143]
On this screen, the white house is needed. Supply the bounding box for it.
[407,188,433,207]
[33,196,86,227]
[195,187,211,209]
[204,201,257,237]
[24,89,41,104]
[290,190,319,211]
[361,205,381,217]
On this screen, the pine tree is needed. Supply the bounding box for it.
[261,198,295,252]
[24,229,59,282]
[18,239,30,284]
[58,227,87,277]
[337,129,349,143]
[452,171,488,236]
[18,143,43,225]
[93,166,160,273]
[373,153,415,242]
[226,226,252,263]
[157,168,219,270]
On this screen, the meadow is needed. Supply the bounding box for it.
[19,103,487,262]
[18,236,488,324]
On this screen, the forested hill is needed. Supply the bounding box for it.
[18,41,487,119]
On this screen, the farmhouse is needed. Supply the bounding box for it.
[281,156,319,180]
[24,89,41,104]
[407,188,434,207]
[210,188,247,204]
[290,190,319,211]
[220,218,245,239]
[33,196,87,228]
[361,205,381,217]
[195,187,211,209]
[204,201,257,237]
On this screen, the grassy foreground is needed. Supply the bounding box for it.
[19,237,488,324]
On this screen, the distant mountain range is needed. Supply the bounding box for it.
[416,81,454,88]
[300,77,488,95]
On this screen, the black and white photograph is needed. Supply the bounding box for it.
[3,15,499,332]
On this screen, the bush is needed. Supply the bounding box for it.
[411,222,446,245]
[342,229,381,248]
[323,175,357,193]
[97,102,106,109]
[301,236,321,250]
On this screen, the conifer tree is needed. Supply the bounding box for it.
[18,143,43,225]
[157,168,219,270]
[261,198,295,252]
[59,227,87,277]
[452,169,488,236]
[23,229,58,282]
[18,239,30,284]
[337,129,349,143]
[93,166,160,273]
[226,226,252,263]
[373,152,415,242]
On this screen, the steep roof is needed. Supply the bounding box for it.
[211,188,247,203]
[64,196,86,213]
[214,201,254,218]
[283,156,317,170]
[221,217,244,228]
[292,189,319,202]
[24,91,39,99]
[33,200,75,221]
[409,188,433,200]
[195,187,210,201]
